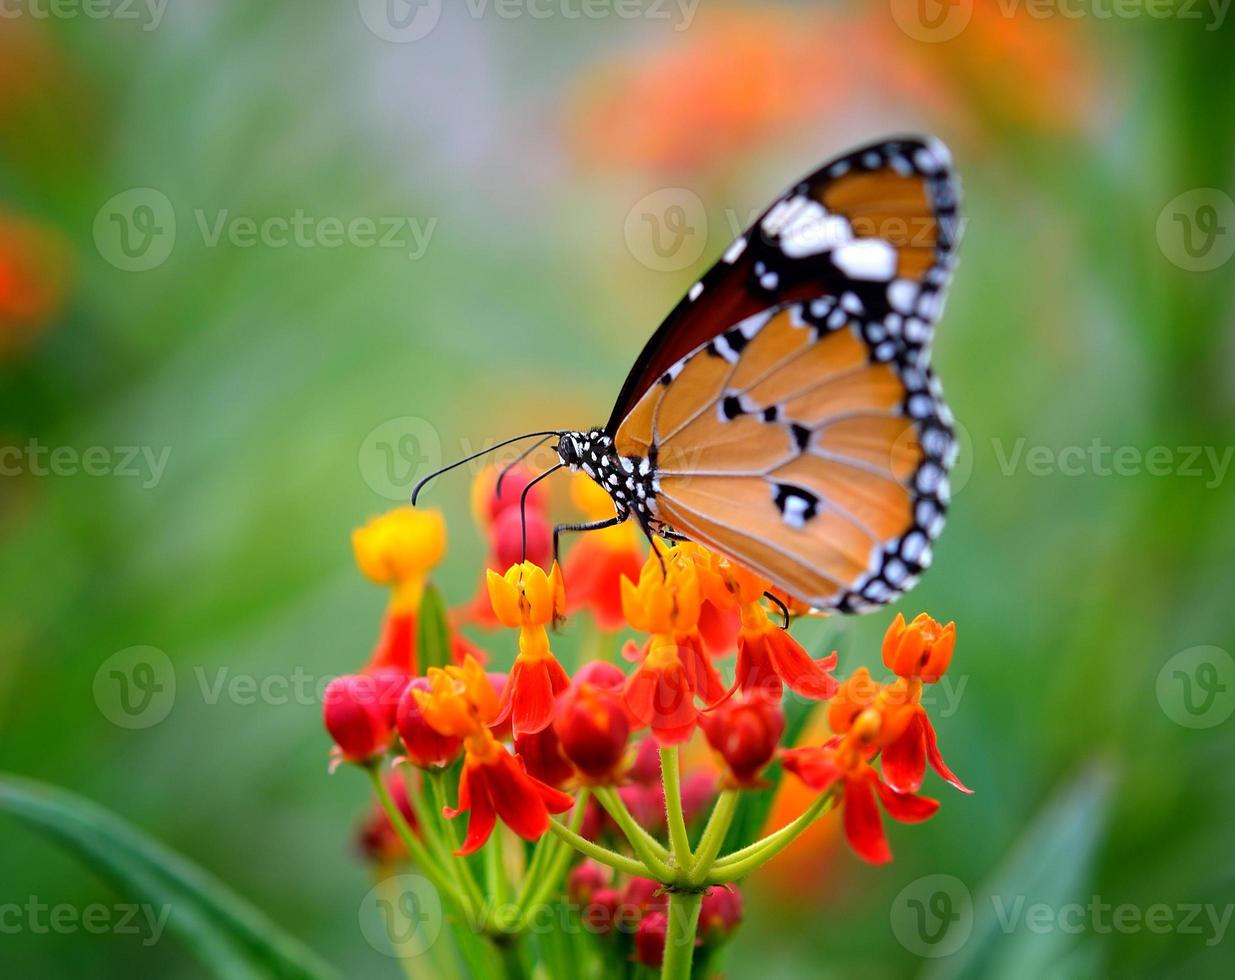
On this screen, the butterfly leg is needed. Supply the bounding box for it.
[552,516,624,567]
[763,591,790,630]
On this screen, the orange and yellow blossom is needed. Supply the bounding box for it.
[352,507,447,676]
[620,548,718,744]
[414,656,573,854]
[486,561,571,737]
[698,552,837,702]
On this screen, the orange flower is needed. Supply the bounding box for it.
[877,614,969,795]
[563,473,644,629]
[353,507,446,614]
[413,655,573,853]
[706,557,837,702]
[487,562,571,737]
[621,549,724,744]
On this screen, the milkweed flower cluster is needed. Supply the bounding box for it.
[323,470,970,979]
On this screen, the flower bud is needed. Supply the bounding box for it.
[567,860,611,906]
[699,885,743,942]
[397,677,462,769]
[700,695,785,787]
[471,464,547,527]
[356,772,418,864]
[573,659,626,691]
[623,876,668,913]
[882,612,955,683]
[554,681,630,783]
[634,911,668,967]
[515,725,575,788]
[582,887,621,935]
[324,674,394,764]
[492,506,552,571]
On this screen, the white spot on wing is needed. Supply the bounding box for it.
[832,239,897,281]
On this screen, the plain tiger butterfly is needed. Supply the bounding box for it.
[414,135,961,613]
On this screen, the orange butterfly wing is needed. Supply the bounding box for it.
[614,303,954,612]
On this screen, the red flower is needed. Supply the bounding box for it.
[515,725,576,789]
[396,678,462,769]
[554,673,631,783]
[782,735,939,864]
[447,745,575,854]
[880,691,971,795]
[735,619,838,701]
[699,885,743,942]
[883,613,955,683]
[323,674,395,766]
[624,638,699,745]
[699,694,784,788]
[634,912,669,967]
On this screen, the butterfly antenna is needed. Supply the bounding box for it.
[410,430,563,505]
[496,434,557,499]
[520,462,565,562]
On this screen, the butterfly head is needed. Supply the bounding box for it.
[555,428,612,477]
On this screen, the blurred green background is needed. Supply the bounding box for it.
[2,2,1233,977]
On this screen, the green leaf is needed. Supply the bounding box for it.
[0,773,338,980]
[922,761,1117,980]
[418,583,453,671]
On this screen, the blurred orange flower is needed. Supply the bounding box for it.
[0,213,71,357]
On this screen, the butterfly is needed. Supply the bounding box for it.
[415,136,961,613]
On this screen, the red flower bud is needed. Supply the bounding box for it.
[699,885,743,941]
[583,887,621,935]
[574,659,626,690]
[623,876,667,913]
[492,505,552,571]
[324,674,395,764]
[699,695,785,787]
[628,736,662,785]
[680,770,718,825]
[554,681,630,783]
[567,860,611,906]
[396,677,462,769]
[515,725,575,788]
[634,911,668,967]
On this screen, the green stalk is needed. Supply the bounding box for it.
[595,787,674,879]
[425,769,488,919]
[660,747,694,875]
[546,820,649,878]
[660,890,702,980]
[686,790,738,886]
[367,764,460,910]
[709,792,836,883]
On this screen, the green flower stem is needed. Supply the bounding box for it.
[546,817,649,879]
[519,791,592,929]
[485,826,510,907]
[709,792,836,884]
[660,890,703,980]
[400,767,454,868]
[515,833,554,910]
[425,770,489,919]
[366,764,456,905]
[660,747,694,874]
[686,790,738,886]
[595,787,674,879]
